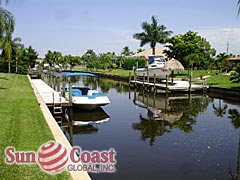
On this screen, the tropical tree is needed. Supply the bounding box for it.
[121,46,133,56]
[230,64,240,83]
[133,16,172,55]
[17,46,38,74]
[11,37,24,73]
[137,48,145,53]
[0,0,15,74]
[215,53,231,73]
[164,31,216,69]
[44,50,62,66]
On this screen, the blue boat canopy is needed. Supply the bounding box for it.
[62,72,97,77]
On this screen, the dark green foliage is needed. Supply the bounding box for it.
[0,46,38,74]
[85,51,116,70]
[230,64,240,83]
[122,57,146,70]
[164,31,216,69]
[133,16,172,55]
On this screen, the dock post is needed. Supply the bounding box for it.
[128,72,131,85]
[62,79,66,98]
[57,77,60,92]
[188,72,192,93]
[134,73,137,87]
[154,74,156,93]
[69,82,72,103]
[53,76,56,90]
[166,75,169,94]
[147,67,149,83]
[143,73,145,89]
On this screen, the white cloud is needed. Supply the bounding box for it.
[196,26,240,55]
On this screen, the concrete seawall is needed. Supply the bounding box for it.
[28,75,91,180]
[208,86,240,102]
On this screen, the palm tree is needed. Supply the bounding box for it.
[121,46,133,56]
[215,53,230,74]
[133,16,172,55]
[212,99,228,117]
[0,0,15,74]
[11,37,24,73]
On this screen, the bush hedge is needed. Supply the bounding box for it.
[122,57,146,70]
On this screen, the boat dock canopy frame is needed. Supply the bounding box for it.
[62,72,97,77]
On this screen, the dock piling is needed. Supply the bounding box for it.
[128,72,131,85]
[153,74,156,92]
[147,67,149,83]
[143,73,145,88]
[166,75,169,94]
[188,72,192,93]
[69,82,72,103]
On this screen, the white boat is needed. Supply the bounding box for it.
[134,55,170,79]
[63,72,110,110]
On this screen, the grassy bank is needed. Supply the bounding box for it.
[0,73,71,180]
[73,67,132,77]
[73,67,239,89]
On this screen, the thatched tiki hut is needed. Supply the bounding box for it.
[163,58,184,84]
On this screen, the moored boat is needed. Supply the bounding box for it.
[63,72,110,110]
[134,55,170,79]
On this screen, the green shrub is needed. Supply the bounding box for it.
[122,58,145,70]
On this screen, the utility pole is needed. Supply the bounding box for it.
[227,42,229,55]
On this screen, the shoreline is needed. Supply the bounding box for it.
[71,70,240,98]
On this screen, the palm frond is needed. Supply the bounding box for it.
[133,15,172,53]
[0,6,15,35]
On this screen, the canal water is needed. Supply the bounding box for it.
[59,76,240,180]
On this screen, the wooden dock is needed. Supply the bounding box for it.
[31,79,71,107]
[130,80,208,93]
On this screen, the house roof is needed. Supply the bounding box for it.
[227,57,240,61]
[132,48,166,59]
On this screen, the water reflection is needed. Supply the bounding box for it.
[82,77,130,94]
[133,91,212,146]
[229,136,240,180]
[213,99,228,117]
[228,109,240,128]
[48,75,240,179]
[61,107,110,145]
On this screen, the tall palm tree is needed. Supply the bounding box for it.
[121,46,133,56]
[11,37,24,73]
[0,0,15,74]
[133,16,172,55]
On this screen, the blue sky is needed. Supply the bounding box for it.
[4,0,240,57]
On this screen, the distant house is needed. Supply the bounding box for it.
[132,48,167,59]
[227,57,240,68]
[36,58,44,64]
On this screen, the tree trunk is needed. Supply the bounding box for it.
[152,47,155,55]
[15,57,18,73]
[8,59,10,74]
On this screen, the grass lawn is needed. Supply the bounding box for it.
[73,67,132,77]
[73,67,240,89]
[0,73,71,180]
[205,75,240,89]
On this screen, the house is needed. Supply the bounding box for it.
[132,48,166,59]
[227,56,240,68]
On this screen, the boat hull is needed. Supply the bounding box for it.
[72,96,110,110]
[135,67,170,79]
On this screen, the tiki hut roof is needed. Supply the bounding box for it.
[163,58,184,71]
